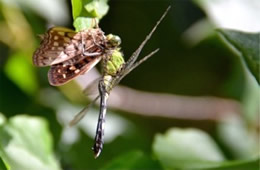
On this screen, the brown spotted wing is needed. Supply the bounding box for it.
[48,54,101,86]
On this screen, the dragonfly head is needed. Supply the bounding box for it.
[106,34,121,48]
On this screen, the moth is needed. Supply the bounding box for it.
[33,26,121,86]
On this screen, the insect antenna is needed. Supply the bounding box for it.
[124,6,171,71]
[120,48,160,81]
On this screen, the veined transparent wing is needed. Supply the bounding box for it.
[69,95,100,126]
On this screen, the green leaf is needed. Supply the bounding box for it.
[84,0,109,19]
[73,17,94,32]
[0,114,6,126]
[217,115,258,159]
[218,29,260,125]
[71,0,109,31]
[100,150,162,170]
[152,128,225,169]
[152,128,259,170]
[4,52,38,95]
[0,157,8,170]
[217,29,260,84]
[71,0,83,19]
[240,71,260,125]
[0,114,60,170]
[201,159,259,170]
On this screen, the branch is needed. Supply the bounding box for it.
[75,69,241,121]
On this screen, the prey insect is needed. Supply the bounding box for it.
[33,26,121,85]
[33,6,170,158]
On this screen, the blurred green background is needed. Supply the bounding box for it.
[0,0,259,170]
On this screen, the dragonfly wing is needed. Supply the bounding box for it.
[69,95,100,126]
[82,77,101,97]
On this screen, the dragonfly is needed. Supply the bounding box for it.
[33,6,170,158]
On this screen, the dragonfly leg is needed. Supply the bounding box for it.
[82,51,102,57]
[91,32,105,50]
[80,36,103,57]
[124,6,170,71]
[79,31,103,56]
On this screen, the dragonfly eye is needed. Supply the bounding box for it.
[106,34,121,48]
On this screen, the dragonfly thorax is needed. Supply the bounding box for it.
[105,50,125,77]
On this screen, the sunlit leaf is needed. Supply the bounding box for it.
[217,115,258,159]
[71,0,83,19]
[152,128,259,170]
[189,0,260,46]
[73,17,94,32]
[240,72,260,125]
[0,114,6,126]
[84,0,108,19]
[71,0,109,30]
[152,128,225,169]
[0,114,61,170]
[194,0,260,32]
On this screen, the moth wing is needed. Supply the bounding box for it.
[33,27,79,67]
[48,55,101,86]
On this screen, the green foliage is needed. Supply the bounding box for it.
[218,29,260,125]
[100,150,162,170]
[71,0,109,31]
[152,128,259,170]
[0,156,8,170]
[201,159,259,170]
[153,128,225,169]
[4,53,38,96]
[217,115,258,159]
[0,0,259,169]
[0,114,60,170]
[73,17,94,32]
[217,29,259,84]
